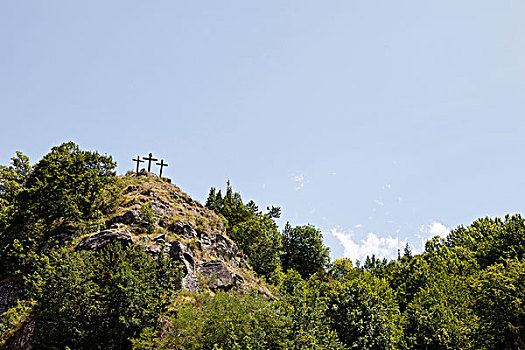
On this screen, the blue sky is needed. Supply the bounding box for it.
[2,1,525,261]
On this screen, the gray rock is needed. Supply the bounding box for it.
[143,244,162,258]
[3,319,34,350]
[182,273,199,292]
[0,280,24,319]
[197,260,241,291]
[153,234,166,242]
[76,229,133,251]
[171,222,197,239]
[106,210,142,227]
[169,241,195,274]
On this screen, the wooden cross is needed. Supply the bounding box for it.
[156,159,168,178]
[132,156,144,174]
[142,153,158,172]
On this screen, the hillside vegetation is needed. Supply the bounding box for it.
[1,142,525,349]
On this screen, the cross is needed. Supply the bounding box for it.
[132,156,144,174]
[156,159,168,178]
[142,153,158,172]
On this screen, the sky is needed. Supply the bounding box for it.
[2,1,525,261]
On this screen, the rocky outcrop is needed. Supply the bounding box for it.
[3,320,35,350]
[197,260,243,291]
[169,241,195,273]
[107,210,142,227]
[171,222,197,239]
[75,229,133,251]
[0,280,24,318]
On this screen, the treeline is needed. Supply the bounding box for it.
[1,143,525,349]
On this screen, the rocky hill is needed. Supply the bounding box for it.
[0,169,275,349]
[78,169,271,297]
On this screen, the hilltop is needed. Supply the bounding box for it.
[98,169,272,296]
[3,142,525,350]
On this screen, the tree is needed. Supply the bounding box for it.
[16,141,116,236]
[324,269,403,350]
[281,223,330,279]
[0,142,117,278]
[231,215,282,276]
[473,259,525,350]
[206,182,282,277]
[403,274,477,349]
[27,243,182,349]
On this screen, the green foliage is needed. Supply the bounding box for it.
[17,141,116,235]
[0,151,31,211]
[446,215,525,268]
[0,142,117,278]
[472,259,525,350]
[325,269,403,350]
[26,243,182,349]
[0,300,34,347]
[206,182,282,277]
[231,216,281,276]
[403,274,477,349]
[135,292,291,350]
[135,289,342,350]
[281,222,330,279]
[140,202,156,234]
[274,270,344,350]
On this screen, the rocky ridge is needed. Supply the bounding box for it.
[85,170,269,296]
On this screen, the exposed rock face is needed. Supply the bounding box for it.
[106,210,142,227]
[76,229,133,251]
[143,244,162,258]
[3,320,35,350]
[171,222,197,239]
[197,260,244,291]
[197,260,243,291]
[0,280,24,318]
[169,240,198,291]
[169,241,195,273]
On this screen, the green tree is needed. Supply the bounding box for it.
[0,151,32,278]
[27,243,181,349]
[206,182,282,277]
[135,292,291,350]
[472,259,525,350]
[0,142,117,277]
[281,222,330,279]
[17,141,116,236]
[231,215,282,276]
[403,274,477,349]
[325,269,403,350]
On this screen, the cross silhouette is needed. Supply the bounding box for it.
[156,159,168,178]
[132,156,144,174]
[142,153,158,172]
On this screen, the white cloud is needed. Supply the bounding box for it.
[374,199,385,206]
[417,222,450,251]
[292,174,308,190]
[331,228,406,261]
[354,224,363,228]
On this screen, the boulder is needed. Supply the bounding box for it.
[197,260,242,291]
[182,273,199,292]
[143,244,162,258]
[76,229,133,251]
[106,210,142,227]
[171,222,197,239]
